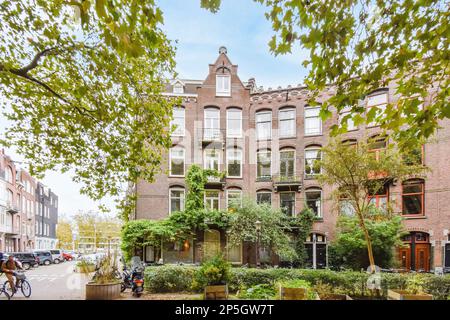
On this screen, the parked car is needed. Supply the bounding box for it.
[49,249,64,264]
[6,252,39,270]
[33,250,53,265]
[62,252,74,261]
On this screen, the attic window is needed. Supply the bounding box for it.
[216,74,230,97]
[173,83,184,94]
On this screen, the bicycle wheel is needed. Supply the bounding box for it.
[0,289,11,300]
[3,281,15,297]
[20,280,32,298]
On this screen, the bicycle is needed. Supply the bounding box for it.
[2,270,31,298]
[0,274,11,300]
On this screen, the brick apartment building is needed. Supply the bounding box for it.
[0,149,36,252]
[134,47,450,272]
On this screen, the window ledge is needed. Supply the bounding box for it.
[169,175,185,178]
[304,134,323,138]
[313,218,324,222]
[402,215,426,220]
[279,136,297,140]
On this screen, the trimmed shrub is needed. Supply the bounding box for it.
[144,265,450,299]
[144,265,197,293]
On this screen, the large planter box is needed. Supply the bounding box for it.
[204,284,228,300]
[85,282,121,300]
[75,265,96,273]
[279,287,306,300]
[387,289,433,300]
[317,293,353,300]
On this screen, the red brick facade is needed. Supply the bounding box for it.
[135,48,450,271]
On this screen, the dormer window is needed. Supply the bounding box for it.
[216,74,231,96]
[173,83,184,94]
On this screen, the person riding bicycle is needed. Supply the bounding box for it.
[1,255,23,294]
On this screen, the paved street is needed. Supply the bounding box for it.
[0,261,89,300]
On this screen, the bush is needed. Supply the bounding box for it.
[143,265,450,299]
[237,284,276,300]
[276,279,316,300]
[144,265,197,293]
[192,255,231,291]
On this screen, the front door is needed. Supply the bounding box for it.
[399,247,411,271]
[415,244,430,272]
[203,230,221,261]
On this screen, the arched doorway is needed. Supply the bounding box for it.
[305,233,327,269]
[203,229,221,261]
[399,231,431,272]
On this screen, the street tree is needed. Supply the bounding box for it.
[56,218,73,250]
[201,0,449,150]
[0,0,176,203]
[317,138,427,272]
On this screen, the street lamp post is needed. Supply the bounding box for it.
[255,220,262,268]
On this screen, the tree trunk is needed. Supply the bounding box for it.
[359,218,376,273]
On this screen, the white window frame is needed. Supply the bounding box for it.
[338,107,357,131]
[304,106,322,136]
[226,189,242,208]
[304,147,322,176]
[204,149,221,171]
[256,191,272,205]
[226,148,242,178]
[173,83,184,94]
[256,150,272,180]
[256,111,272,140]
[226,108,242,138]
[216,74,231,96]
[367,91,388,127]
[5,166,13,184]
[279,108,296,138]
[305,188,322,218]
[280,191,296,217]
[279,149,296,178]
[170,106,185,136]
[204,108,220,140]
[204,190,220,211]
[169,147,185,177]
[169,188,185,214]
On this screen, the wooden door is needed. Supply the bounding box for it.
[415,244,430,272]
[399,247,411,271]
[203,230,221,261]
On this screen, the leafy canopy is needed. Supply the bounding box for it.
[202,0,449,150]
[0,0,176,202]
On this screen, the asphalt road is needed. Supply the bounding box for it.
[0,260,88,300]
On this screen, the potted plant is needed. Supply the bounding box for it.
[313,281,353,300]
[84,253,122,300]
[387,275,433,300]
[277,279,316,300]
[193,254,230,300]
[75,260,96,273]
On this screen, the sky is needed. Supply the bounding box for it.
[0,0,309,218]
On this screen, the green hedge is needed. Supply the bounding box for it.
[144,266,450,299]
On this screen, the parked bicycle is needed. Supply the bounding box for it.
[2,270,32,298]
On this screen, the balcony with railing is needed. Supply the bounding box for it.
[196,128,228,147]
[204,174,226,190]
[272,175,302,192]
[6,201,19,214]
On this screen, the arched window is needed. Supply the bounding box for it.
[257,149,271,181]
[402,179,425,216]
[169,187,185,214]
[279,107,296,138]
[256,189,272,205]
[170,106,185,136]
[169,146,185,177]
[366,89,388,127]
[204,148,220,171]
[304,146,322,177]
[5,166,13,184]
[226,147,242,178]
[368,136,387,161]
[226,188,242,209]
[338,106,357,131]
[256,110,272,140]
[304,105,322,135]
[227,108,242,138]
[279,148,295,178]
[204,107,220,140]
[305,188,322,218]
[305,233,327,269]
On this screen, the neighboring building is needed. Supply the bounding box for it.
[134,47,450,271]
[17,169,37,251]
[0,149,30,252]
[35,182,59,250]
